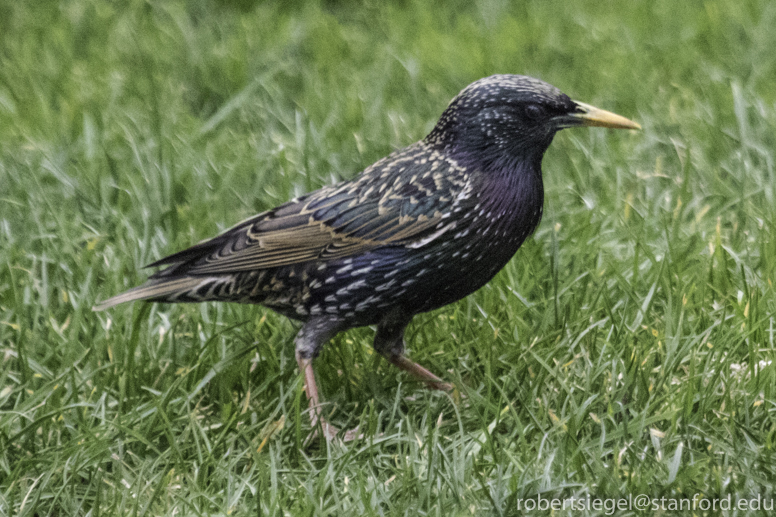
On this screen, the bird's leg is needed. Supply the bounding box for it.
[294,317,344,442]
[295,350,340,442]
[384,354,453,391]
[374,309,454,392]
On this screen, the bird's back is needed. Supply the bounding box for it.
[94,138,544,327]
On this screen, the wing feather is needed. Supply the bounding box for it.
[149,142,472,277]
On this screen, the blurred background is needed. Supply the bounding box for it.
[1,0,774,514]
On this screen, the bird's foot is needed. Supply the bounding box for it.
[318,419,342,442]
[341,424,364,442]
[431,381,467,406]
[426,379,455,392]
[385,353,460,393]
[305,420,363,445]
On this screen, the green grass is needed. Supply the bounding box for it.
[2,0,776,515]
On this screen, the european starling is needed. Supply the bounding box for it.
[95,74,639,440]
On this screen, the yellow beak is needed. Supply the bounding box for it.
[566,101,641,130]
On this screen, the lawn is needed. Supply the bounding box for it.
[1,0,775,515]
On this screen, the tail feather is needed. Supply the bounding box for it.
[92,277,210,311]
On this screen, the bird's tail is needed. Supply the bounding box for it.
[92,277,213,311]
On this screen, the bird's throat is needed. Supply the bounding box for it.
[475,154,545,253]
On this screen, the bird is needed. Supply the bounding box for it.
[95,74,639,441]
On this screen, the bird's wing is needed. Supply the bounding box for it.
[149,143,474,277]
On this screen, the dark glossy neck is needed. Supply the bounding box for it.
[481,153,543,207]
[470,150,546,253]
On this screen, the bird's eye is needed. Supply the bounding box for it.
[523,103,546,121]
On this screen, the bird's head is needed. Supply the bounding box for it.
[425,74,639,169]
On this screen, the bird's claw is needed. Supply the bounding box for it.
[305,420,363,446]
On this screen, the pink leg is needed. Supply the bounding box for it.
[385,354,454,392]
[373,308,455,393]
[296,351,340,442]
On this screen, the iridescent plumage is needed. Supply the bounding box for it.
[96,74,639,440]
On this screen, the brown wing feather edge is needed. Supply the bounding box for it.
[92,277,211,311]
